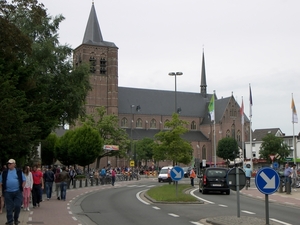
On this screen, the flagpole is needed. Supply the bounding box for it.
[292,93,296,165]
[213,90,216,167]
[249,84,253,164]
[241,97,245,161]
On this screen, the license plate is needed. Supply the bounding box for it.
[212,184,221,187]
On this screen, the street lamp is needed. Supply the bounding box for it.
[168,72,183,113]
[130,104,135,160]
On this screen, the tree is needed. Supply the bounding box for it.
[154,113,193,165]
[41,133,58,166]
[55,130,75,166]
[217,137,239,165]
[135,138,156,166]
[259,134,290,164]
[82,107,130,168]
[0,0,91,164]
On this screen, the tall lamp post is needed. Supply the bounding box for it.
[168,72,183,113]
[130,104,135,165]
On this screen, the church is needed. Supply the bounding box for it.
[72,3,250,168]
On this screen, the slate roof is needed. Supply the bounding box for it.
[82,3,117,48]
[252,128,283,141]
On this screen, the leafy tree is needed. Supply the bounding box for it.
[135,138,156,166]
[217,137,239,165]
[154,113,193,165]
[68,125,104,167]
[82,107,130,168]
[41,133,58,166]
[54,130,75,166]
[259,134,290,163]
[0,0,91,164]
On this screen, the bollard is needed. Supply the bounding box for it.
[79,179,82,188]
[96,178,99,186]
[91,178,94,186]
[85,178,88,187]
[278,180,283,193]
[286,180,291,194]
[73,180,77,189]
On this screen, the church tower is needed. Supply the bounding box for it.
[73,3,118,115]
[200,51,207,98]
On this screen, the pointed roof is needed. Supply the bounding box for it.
[82,3,117,48]
[200,51,207,96]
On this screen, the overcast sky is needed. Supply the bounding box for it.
[41,0,300,136]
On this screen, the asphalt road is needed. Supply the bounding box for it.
[75,178,298,225]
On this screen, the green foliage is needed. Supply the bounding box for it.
[55,130,75,166]
[0,0,91,164]
[135,138,157,165]
[217,137,239,164]
[154,114,193,165]
[259,134,290,163]
[41,133,58,166]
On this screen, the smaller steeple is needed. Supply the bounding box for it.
[200,50,207,97]
[83,3,103,44]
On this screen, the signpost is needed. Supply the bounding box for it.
[255,168,280,225]
[170,166,184,197]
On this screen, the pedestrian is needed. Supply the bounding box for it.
[54,168,61,200]
[111,168,116,186]
[291,164,297,191]
[59,166,70,201]
[68,166,76,186]
[22,166,33,211]
[43,166,54,200]
[284,163,292,192]
[0,159,26,225]
[31,165,44,208]
[100,167,106,185]
[244,164,252,187]
[189,168,196,187]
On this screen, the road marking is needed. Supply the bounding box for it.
[69,211,73,214]
[218,204,228,207]
[168,213,179,217]
[136,190,150,205]
[284,202,295,205]
[190,189,215,204]
[190,221,204,225]
[270,218,292,225]
[152,206,160,210]
[72,216,78,221]
[241,210,255,214]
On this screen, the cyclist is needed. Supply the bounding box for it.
[244,164,252,187]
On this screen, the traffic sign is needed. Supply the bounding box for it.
[130,160,135,167]
[269,154,275,161]
[227,168,246,191]
[272,162,279,169]
[255,167,280,195]
[170,166,184,181]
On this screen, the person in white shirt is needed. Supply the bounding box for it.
[23,166,33,211]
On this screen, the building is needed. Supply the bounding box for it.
[73,3,250,169]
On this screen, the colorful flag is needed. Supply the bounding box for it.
[240,99,244,124]
[249,85,253,117]
[291,97,298,123]
[208,95,215,121]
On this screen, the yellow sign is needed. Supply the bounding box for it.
[130,160,135,167]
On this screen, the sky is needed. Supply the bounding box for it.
[41,0,300,135]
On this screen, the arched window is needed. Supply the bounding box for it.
[191,121,196,130]
[121,117,128,127]
[237,130,241,142]
[136,118,142,128]
[150,119,156,128]
[231,124,235,138]
[226,130,230,137]
[202,145,206,160]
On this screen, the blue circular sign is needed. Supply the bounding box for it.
[255,167,280,195]
[170,166,184,181]
[273,162,279,169]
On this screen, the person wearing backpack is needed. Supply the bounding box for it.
[0,159,26,225]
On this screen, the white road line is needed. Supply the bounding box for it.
[270,218,292,225]
[147,185,156,187]
[241,210,255,215]
[284,202,295,205]
[190,189,215,204]
[190,222,204,225]
[168,213,179,217]
[69,211,73,214]
[72,216,78,221]
[218,204,228,207]
[136,190,150,205]
[152,206,160,210]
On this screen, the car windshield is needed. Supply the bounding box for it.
[182,167,189,172]
[160,168,168,174]
[207,169,227,178]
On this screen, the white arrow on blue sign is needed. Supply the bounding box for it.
[255,167,280,195]
[170,166,184,181]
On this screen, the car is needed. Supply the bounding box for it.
[183,167,191,178]
[158,166,173,182]
[198,167,230,195]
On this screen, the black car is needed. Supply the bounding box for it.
[198,167,230,195]
[183,167,191,178]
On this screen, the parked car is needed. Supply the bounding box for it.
[198,167,230,195]
[183,167,191,178]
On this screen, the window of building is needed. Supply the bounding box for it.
[89,56,96,73]
[150,119,156,128]
[231,124,235,138]
[191,121,196,130]
[121,117,128,127]
[100,57,106,75]
[202,145,206,159]
[136,118,142,128]
[237,130,241,142]
[226,130,230,137]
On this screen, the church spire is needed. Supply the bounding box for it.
[82,3,103,45]
[200,50,207,97]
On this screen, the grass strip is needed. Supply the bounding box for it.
[146,183,198,202]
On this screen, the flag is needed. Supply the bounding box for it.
[249,85,253,117]
[291,97,298,123]
[240,99,244,124]
[208,95,215,121]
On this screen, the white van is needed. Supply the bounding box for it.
[158,166,173,182]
